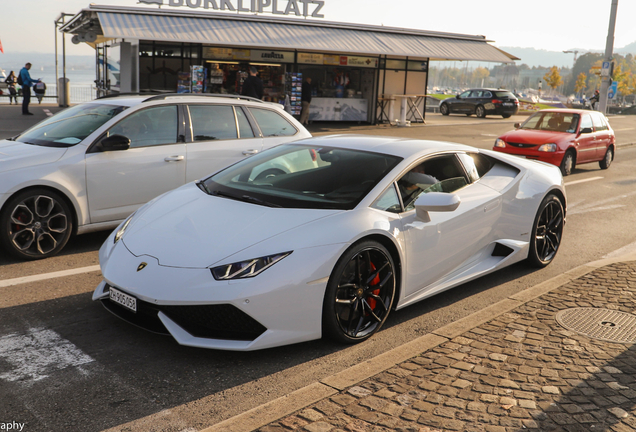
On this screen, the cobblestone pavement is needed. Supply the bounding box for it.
[257,262,636,432]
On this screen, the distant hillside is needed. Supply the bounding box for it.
[500,43,636,68]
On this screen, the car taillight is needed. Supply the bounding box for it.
[492,99,502,104]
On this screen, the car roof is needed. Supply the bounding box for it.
[467,88,513,92]
[536,108,601,115]
[83,94,283,109]
[290,134,476,160]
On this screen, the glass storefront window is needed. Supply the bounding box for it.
[155,43,182,57]
[386,59,406,70]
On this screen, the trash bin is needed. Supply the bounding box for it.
[58,77,70,107]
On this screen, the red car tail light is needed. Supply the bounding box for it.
[492,99,502,104]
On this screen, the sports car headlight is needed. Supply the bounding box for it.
[114,213,135,244]
[537,143,557,152]
[494,139,506,148]
[211,252,292,280]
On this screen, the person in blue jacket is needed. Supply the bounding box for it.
[19,63,40,115]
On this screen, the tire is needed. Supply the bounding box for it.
[527,194,564,268]
[0,189,73,260]
[322,241,396,344]
[599,146,614,170]
[502,114,511,119]
[439,103,450,116]
[475,105,486,118]
[560,150,575,176]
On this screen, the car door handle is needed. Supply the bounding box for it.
[164,155,185,162]
[242,149,259,156]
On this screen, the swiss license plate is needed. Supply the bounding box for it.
[503,102,513,106]
[109,287,137,313]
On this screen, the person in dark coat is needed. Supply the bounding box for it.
[4,71,18,104]
[300,77,312,125]
[241,67,264,100]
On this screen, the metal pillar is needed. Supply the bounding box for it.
[598,0,619,113]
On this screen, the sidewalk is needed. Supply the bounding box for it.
[208,254,636,432]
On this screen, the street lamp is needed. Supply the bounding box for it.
[563,50,579,69]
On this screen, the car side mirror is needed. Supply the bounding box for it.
[579,127,593,135]
[455,95,461,99]
[100,134,131,152]
[514,122,521,129]
[414,192,461,222]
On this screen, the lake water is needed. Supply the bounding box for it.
[2,68,98,104]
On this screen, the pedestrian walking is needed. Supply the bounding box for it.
[300,77,312,125]
[18,63,40,115]
[241,66,264,100]
[4,71,18,104]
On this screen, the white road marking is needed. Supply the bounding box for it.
[604,240,636,259]
[43,109,53,117]
[481,133,498,136]
[0,328,94,382]
[564,176,604,186]
[0,265,101,289]
[568,190,636,215]
[613,127,634,131]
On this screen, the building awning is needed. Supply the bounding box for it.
[62,5,519,63]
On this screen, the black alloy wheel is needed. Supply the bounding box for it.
[527,194,564,268]
[0,189,73,260]
[599,147,614,170]
[475,105,486,118]
[439,103,450,116]
[322,241,396,343]
[560,150,575,176]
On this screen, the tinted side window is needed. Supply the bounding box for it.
[591,112,608,131]
[580,114,593,131]
[459,91,471,98]
[470,90,482,98]
[458,153,494,182]
[235,106,255,138]
[482,91,492,98]
[189,105,238,141]
[397,155,468,211]
[371,184,402,213]
[109,105,177,148]
[250,108,297,137]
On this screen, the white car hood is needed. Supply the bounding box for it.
[0,140,67,171]
[123,184,341,268]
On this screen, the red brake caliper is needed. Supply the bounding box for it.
[367,262,381,311]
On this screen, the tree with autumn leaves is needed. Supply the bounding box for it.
[543,67,564,93]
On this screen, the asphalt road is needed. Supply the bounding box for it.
[1,104,636,432]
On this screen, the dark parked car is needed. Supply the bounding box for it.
[439,88,519,118]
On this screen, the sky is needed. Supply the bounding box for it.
[0,0,634,57]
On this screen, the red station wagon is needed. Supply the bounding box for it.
[493,109,615,176]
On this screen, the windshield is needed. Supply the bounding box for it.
[15,103,128,147]
[520,112,580,133]
[201,144,402,210]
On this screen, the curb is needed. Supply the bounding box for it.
[202,249,636,432]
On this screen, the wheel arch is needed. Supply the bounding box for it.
[349,233,403,309]
[1,185,80,236]
[546,188,567,217]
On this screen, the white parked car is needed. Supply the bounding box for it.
[93,135,566,351]
[0,94,310,259]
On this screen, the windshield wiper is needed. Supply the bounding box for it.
[196,180,212,195]
[210,190,280,207]
[240,194,281,208]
